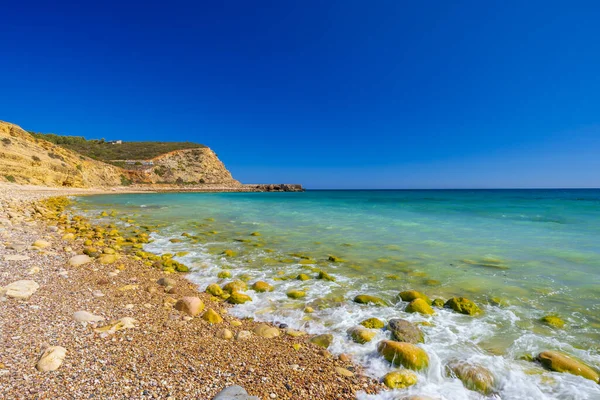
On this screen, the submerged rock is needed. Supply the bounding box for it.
[251,281,273,292]
[286,289,306,299]
[347,326,376,344]
[353,294,388,306]
[227,292,252,304]
[296,273,310,281]
[377,340,429,370]
[223,280,248,293]
[388,318,424,344]
[444,297,481,316]
[540,315,565,329]
[446,360,496,395]
[36,346,67,372]
[536,351,599,383]
[397,290,431,304]
[432,298,445,308]
[382,370,418,389]
[360,317,385,329]
[317,270,336,281]
[405,298,435,315]
[310,334,333,349]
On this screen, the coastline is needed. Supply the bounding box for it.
[0,184,381,399]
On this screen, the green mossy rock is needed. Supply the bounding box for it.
[296,273,311,281]
[432,299,445,308]
[227,292,253,304]
[310,334,333,349]
[405,298,435,315]
[540,315,565,329]
[447,360,496,395]
[223,280,248,293]
[388,318,424,344]
[217,271,232,279]
[250,232,261,236]
[328,255,344,262]
[201,308,223,324]
[353,295,388,306]
[251,281,273,292]
[317,271,336,281]
[360,317,385,329]
[206,283,224,297]
[444,297,481,316]
[537,351,599,383]
[398,290,432,305]
[382,370,418,389]
[347,326,377,344]
[287,289,306,299]
[377,340,429,370]
[98,254,119,264]
[222,249,236,257]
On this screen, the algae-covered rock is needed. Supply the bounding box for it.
[222,249,236,257]
[217,271,232,279]
[405,298,435,315]
[432,298,445,308]
[227,292,252,304]
[223,280,248,293]
[251,281,273,292]
[537,351,599,382]
[540,315,565,329]
[206,283,224,297]
[353,294,388,306]
[382,370,418,389]
[310,334,333,349]
[347,326,376,344]
[296,273,310,281]
[317,270,336,281]
[360,317,385,329]
[398,290,431,304]
[446,360,496,395]
[98,254,119,264]
[445,297,481,315]
[377,340,429,370]
[287,289,306,299]
[388,318,424,344]
[328,255,344,262]
[201,308,223,324]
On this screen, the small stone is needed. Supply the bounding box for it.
[36,346,67,372]
[3,280,39,299]
[339,353,351,363]
[347,326,376,344]
[157,277,176,287]
[227,292,252,304]
[27,267,41,275]
[3,255,30,261]
[253,324,280,338]
[383,370,418,389]
[32,239,51,249]
[310,334,333,349]
[73,311,105,322]
[175,297,204,316]
[206,283,224,296]
[213,385,260,400]
[62,233,75,241]
[251,281,273,292]
[286,289,306,299]
[359,317,384,329]
[335,367,354,377]
[236,330,252,340]
[201,308,223,324]
[69,255,92,267]
[216,328,233,340]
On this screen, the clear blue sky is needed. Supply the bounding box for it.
[1,1,599,189]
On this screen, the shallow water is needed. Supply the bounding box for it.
[74,190,600,399]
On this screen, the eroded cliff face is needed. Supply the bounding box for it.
[0,121,240,188]
[0,121,123,187]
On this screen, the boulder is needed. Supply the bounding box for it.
[227,292,252,304]
[353,294,388,306]
[3,280,39,299]
[73,311,105,322]
[537,351,599,382]
[223,280,248,293]
[175,297,204,316]
[382,370,418,389]
[212,385,260,400]
[206,283,224,296]
[388,318,424,344]
[317,271,336,281]
[540,315,565,329]
[446,360,496,395]
[360,317,385,329]
[286,289,306,299]
[36,346,67,372]
[377,340,429,370]
[432,299,445,308]
[398,290,431,304]
[310,334,333,349]
[296,273,310,281]
[201,309,223,324]
[444,297,481,316]
[347,326,376,344]
[251,281,273,292]
[253,324,280,338]
[68,255,92,267]
[405,298,435,315]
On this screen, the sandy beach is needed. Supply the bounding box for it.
[0,184,382,399]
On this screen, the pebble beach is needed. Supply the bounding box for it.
[0,185,384,399]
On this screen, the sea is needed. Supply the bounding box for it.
[73,189,600,400]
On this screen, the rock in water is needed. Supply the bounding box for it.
[206,283,224,296]
[359,317,385,329]
[213,385,260,400]
[353,294,388,306]
[446,360,496,394]
[444,297,481,316]
[397,290,432,304]
[540,315,565,329]
[227,292,252,304]
[73,311,105,322]
[377,340,429,370]
[537,351,599,383]
[382,370,418,389]
[175,297,204,316]
[3,280,39,299]
[68,254,92,267]
[387,318,424,344]
[36,346,67,371]
[347,326,376,344]
[405,298,435,315]
[310,334,334,349]
[251,281,273,292]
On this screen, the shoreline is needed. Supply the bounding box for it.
[0,185,382,399]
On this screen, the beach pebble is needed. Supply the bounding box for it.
[73,311,105,323]
[3,280,39,299]
[216,328,233,340]
[157,277,177,287]
[68,254,92,267]
[335,367,354,377]
[174,297,204,316]
[32,239,50,248]
[253,324,280,338]
[27,267,41,275]
[3,254,30,261]
[236,330,252,340]
[36,346,67,372]
[212,385,260,400]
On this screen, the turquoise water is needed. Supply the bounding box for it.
[74,190,600,399]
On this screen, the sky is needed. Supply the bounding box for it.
[1,1,599,189]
